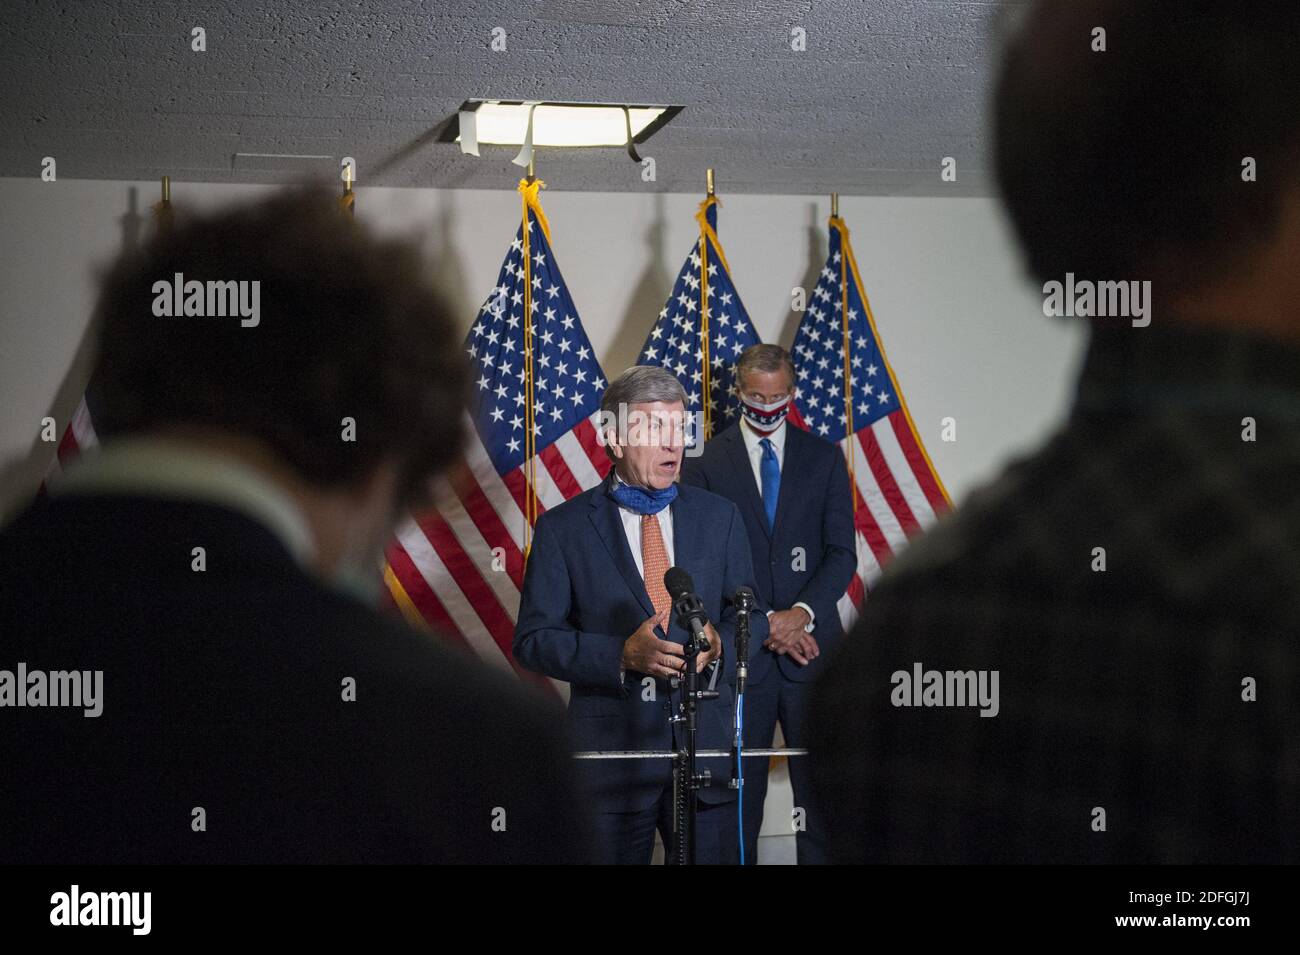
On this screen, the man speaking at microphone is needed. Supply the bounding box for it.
[514,365,767,864]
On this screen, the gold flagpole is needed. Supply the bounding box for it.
[340,163,355,216]
[520,157,539,563]
[698,168,715,440]
[153,175,175,234]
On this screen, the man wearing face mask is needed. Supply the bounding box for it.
[0,190,586,864]
[514,365,768,864]
[682,344,856,864]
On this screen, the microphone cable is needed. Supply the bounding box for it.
[735,687,745,865]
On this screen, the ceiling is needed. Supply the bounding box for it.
[1,0,1027,196]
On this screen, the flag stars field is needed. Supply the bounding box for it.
[637,198,760,432]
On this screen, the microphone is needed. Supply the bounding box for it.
[732,586,754,695]
[664,566,710,656]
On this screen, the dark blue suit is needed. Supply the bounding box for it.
[682,421,856,863]
[514,471,769,863]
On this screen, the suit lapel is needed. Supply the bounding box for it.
[724,426,771,540]
[589,477,657,619]
[668,487,700,582]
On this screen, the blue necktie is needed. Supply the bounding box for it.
[760,437,780,532]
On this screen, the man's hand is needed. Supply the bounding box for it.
[696,621,722,669]
[622,611,685,678]
[765,608,819,665]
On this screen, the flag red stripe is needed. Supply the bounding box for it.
[501,467,550,523]
[56,423,81,466]
[857,426,921,536]
[888,411,949,515]
[845,572,866,611]
[413,509,524,671]
[574,417,613,479]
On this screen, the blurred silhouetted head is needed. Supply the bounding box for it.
[994,2,1300,297]
[91,187,467,510]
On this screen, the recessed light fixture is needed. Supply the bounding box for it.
[441,100,682,161]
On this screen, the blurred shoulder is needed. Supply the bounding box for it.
[316,584,562,722]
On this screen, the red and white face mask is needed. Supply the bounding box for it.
[740,394,791,433]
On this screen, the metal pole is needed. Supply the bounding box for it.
[572,748,809,760]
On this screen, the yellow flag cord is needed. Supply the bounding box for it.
[694,195,728,442]
[518,178,554,567]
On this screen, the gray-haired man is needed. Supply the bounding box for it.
[514,365,769,864]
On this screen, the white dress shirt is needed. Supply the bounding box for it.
[739,416,786,492]
[739,418,816,632]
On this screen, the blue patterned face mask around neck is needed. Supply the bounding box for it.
[608,475,678,515]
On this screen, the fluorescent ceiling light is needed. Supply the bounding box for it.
[457,102,671,147]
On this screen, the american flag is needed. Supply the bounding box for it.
[789,214,951,630]
[382,180,610,694]
[636,196,761,442]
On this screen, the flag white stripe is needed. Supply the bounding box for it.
[70,397,98,451]
[848,439,909,550]
[854,527,884,589]
[872,417,937,528]
[527,452,566,510]
[395,520,513,674]
[555,429,602,489]
[462,420,528,553]
[837,587,859,632]
[548,676,571,703]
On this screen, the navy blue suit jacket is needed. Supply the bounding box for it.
[513,472,769,813]
[682,421,857,684]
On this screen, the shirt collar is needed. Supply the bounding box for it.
[54,436,316,567]
[740,417,786,455]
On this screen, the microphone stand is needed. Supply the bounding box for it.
[670,596,718,865]
[729,589,754,863]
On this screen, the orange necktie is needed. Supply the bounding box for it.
[641,513,672,621]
